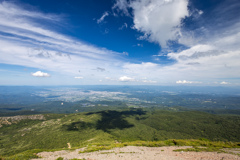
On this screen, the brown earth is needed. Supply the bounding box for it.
[32,146,240,160]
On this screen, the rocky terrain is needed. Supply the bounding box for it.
[32,146,240,160]
[0,114,45,127]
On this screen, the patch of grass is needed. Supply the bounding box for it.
[1,149,41,160]
[100,151,115,154]
[1,148,71,160]
[79,143,125,153]
[173,146,222,152]
[119,152,135,153]
[79,139,240,154]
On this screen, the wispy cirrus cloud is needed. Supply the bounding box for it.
[0,1,125,83]
[97,11,109,24]
[119,23,128,30]
[0,1,61,21]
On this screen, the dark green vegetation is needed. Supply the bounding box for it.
[1,108,240,159]
[0,100,129,116]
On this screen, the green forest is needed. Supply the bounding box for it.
[1,108,240,159]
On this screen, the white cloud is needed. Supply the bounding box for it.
[176,80,202,84]
[137,44,143,47]
[119,76,135,82]
[31,71,50,77]
[198,10,203,15]
[124,62,158,69]
[119,23,128,30]
[142,80,157,83]
[123,62,158,75]
[112,0,130,16]
[168,44,216,61]
[220,81,229,85]
[123,51,129,56]
[74,77,83,79]
[166,42,240,80]
[97,11,109,24]
[130,0,189,47]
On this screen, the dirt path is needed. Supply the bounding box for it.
[32,146,240,160]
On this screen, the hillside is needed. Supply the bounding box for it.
[1,108,240,159]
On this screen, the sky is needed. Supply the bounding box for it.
[0,0,240,86]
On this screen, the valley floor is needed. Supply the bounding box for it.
[32,146,240,160]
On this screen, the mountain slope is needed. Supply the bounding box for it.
[1,108,240,159]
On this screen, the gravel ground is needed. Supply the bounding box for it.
[32,146,240,160]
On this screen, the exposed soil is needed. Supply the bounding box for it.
[32,146,240,160]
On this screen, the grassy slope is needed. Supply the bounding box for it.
[1,108,240,159]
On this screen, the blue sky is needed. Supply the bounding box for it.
[0,0,240,86]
